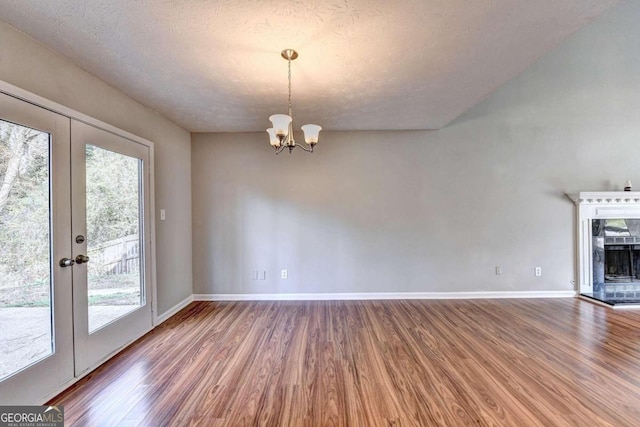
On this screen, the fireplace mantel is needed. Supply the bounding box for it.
[568,191,640,205]
[568,191,640,294]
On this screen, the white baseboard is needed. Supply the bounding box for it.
[42,296,193,404]
[193,291,576,301]
[40,325,153,404]
[154,294,194,325]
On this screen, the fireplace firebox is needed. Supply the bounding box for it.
[592,219,640,294]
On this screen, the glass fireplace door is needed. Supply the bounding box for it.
[592,218,640,298]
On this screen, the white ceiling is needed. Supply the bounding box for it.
[0,0,618,132]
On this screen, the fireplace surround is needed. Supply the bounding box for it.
[569,192,640,305]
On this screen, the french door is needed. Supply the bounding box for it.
[0,90,73,404]
[0,92,153,404]
[71,120,152,375]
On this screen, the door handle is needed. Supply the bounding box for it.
[75,254,90,264]
[59,258,75,267]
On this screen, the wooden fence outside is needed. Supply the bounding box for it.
[88,234,140,275]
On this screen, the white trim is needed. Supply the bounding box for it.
[40,325,152,404]
[194,291,576,301]
[0,83,160,324]
[612,304,640,310]
[154,294,194,325]
[0,79,158,332]
[578,295,640,310]
[43,291,194,403]
[568,191,640,294]
[0,80,155,148]
[148,143,157,323]
[0,79,160,402]
[567,191,640,204]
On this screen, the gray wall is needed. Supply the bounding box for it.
[0,21,193,314]
[192,1,640,295]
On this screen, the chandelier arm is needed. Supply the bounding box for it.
[275,145,287,155]
[296,143,313,153]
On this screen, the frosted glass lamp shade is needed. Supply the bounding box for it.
[269,114,292,138]
[266,128,280,147]
[301,124,322,145]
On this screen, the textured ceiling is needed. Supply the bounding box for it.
[0,0,618,132]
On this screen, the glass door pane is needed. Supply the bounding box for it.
[71,119,152,376]
[85,145,143,333]
[0,119,52,380]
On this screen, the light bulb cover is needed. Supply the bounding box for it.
[266,128,280,147]
[301,124,322,145]
[269,114,292,138]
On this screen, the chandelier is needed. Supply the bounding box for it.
[267,49,321,154]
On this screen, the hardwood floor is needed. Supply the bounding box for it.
[50,299,640,426]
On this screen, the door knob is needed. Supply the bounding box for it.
[59,258,75,267]
[75,254,90,264]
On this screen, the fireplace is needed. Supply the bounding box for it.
[569,192,640,305]
[592,219,640,295]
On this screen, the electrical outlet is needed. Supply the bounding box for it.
[281,269,288,279]
[160,209,166,221]
[535,267,542,277]
[495,266,502,275]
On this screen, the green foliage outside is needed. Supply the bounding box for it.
[0,121,49,289]
[85,144,140,251]
[0,120,141,307]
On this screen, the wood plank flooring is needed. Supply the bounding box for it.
[50,299,640,426]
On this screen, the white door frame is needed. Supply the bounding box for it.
[0,80,157,324]
[0,80,158,401]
